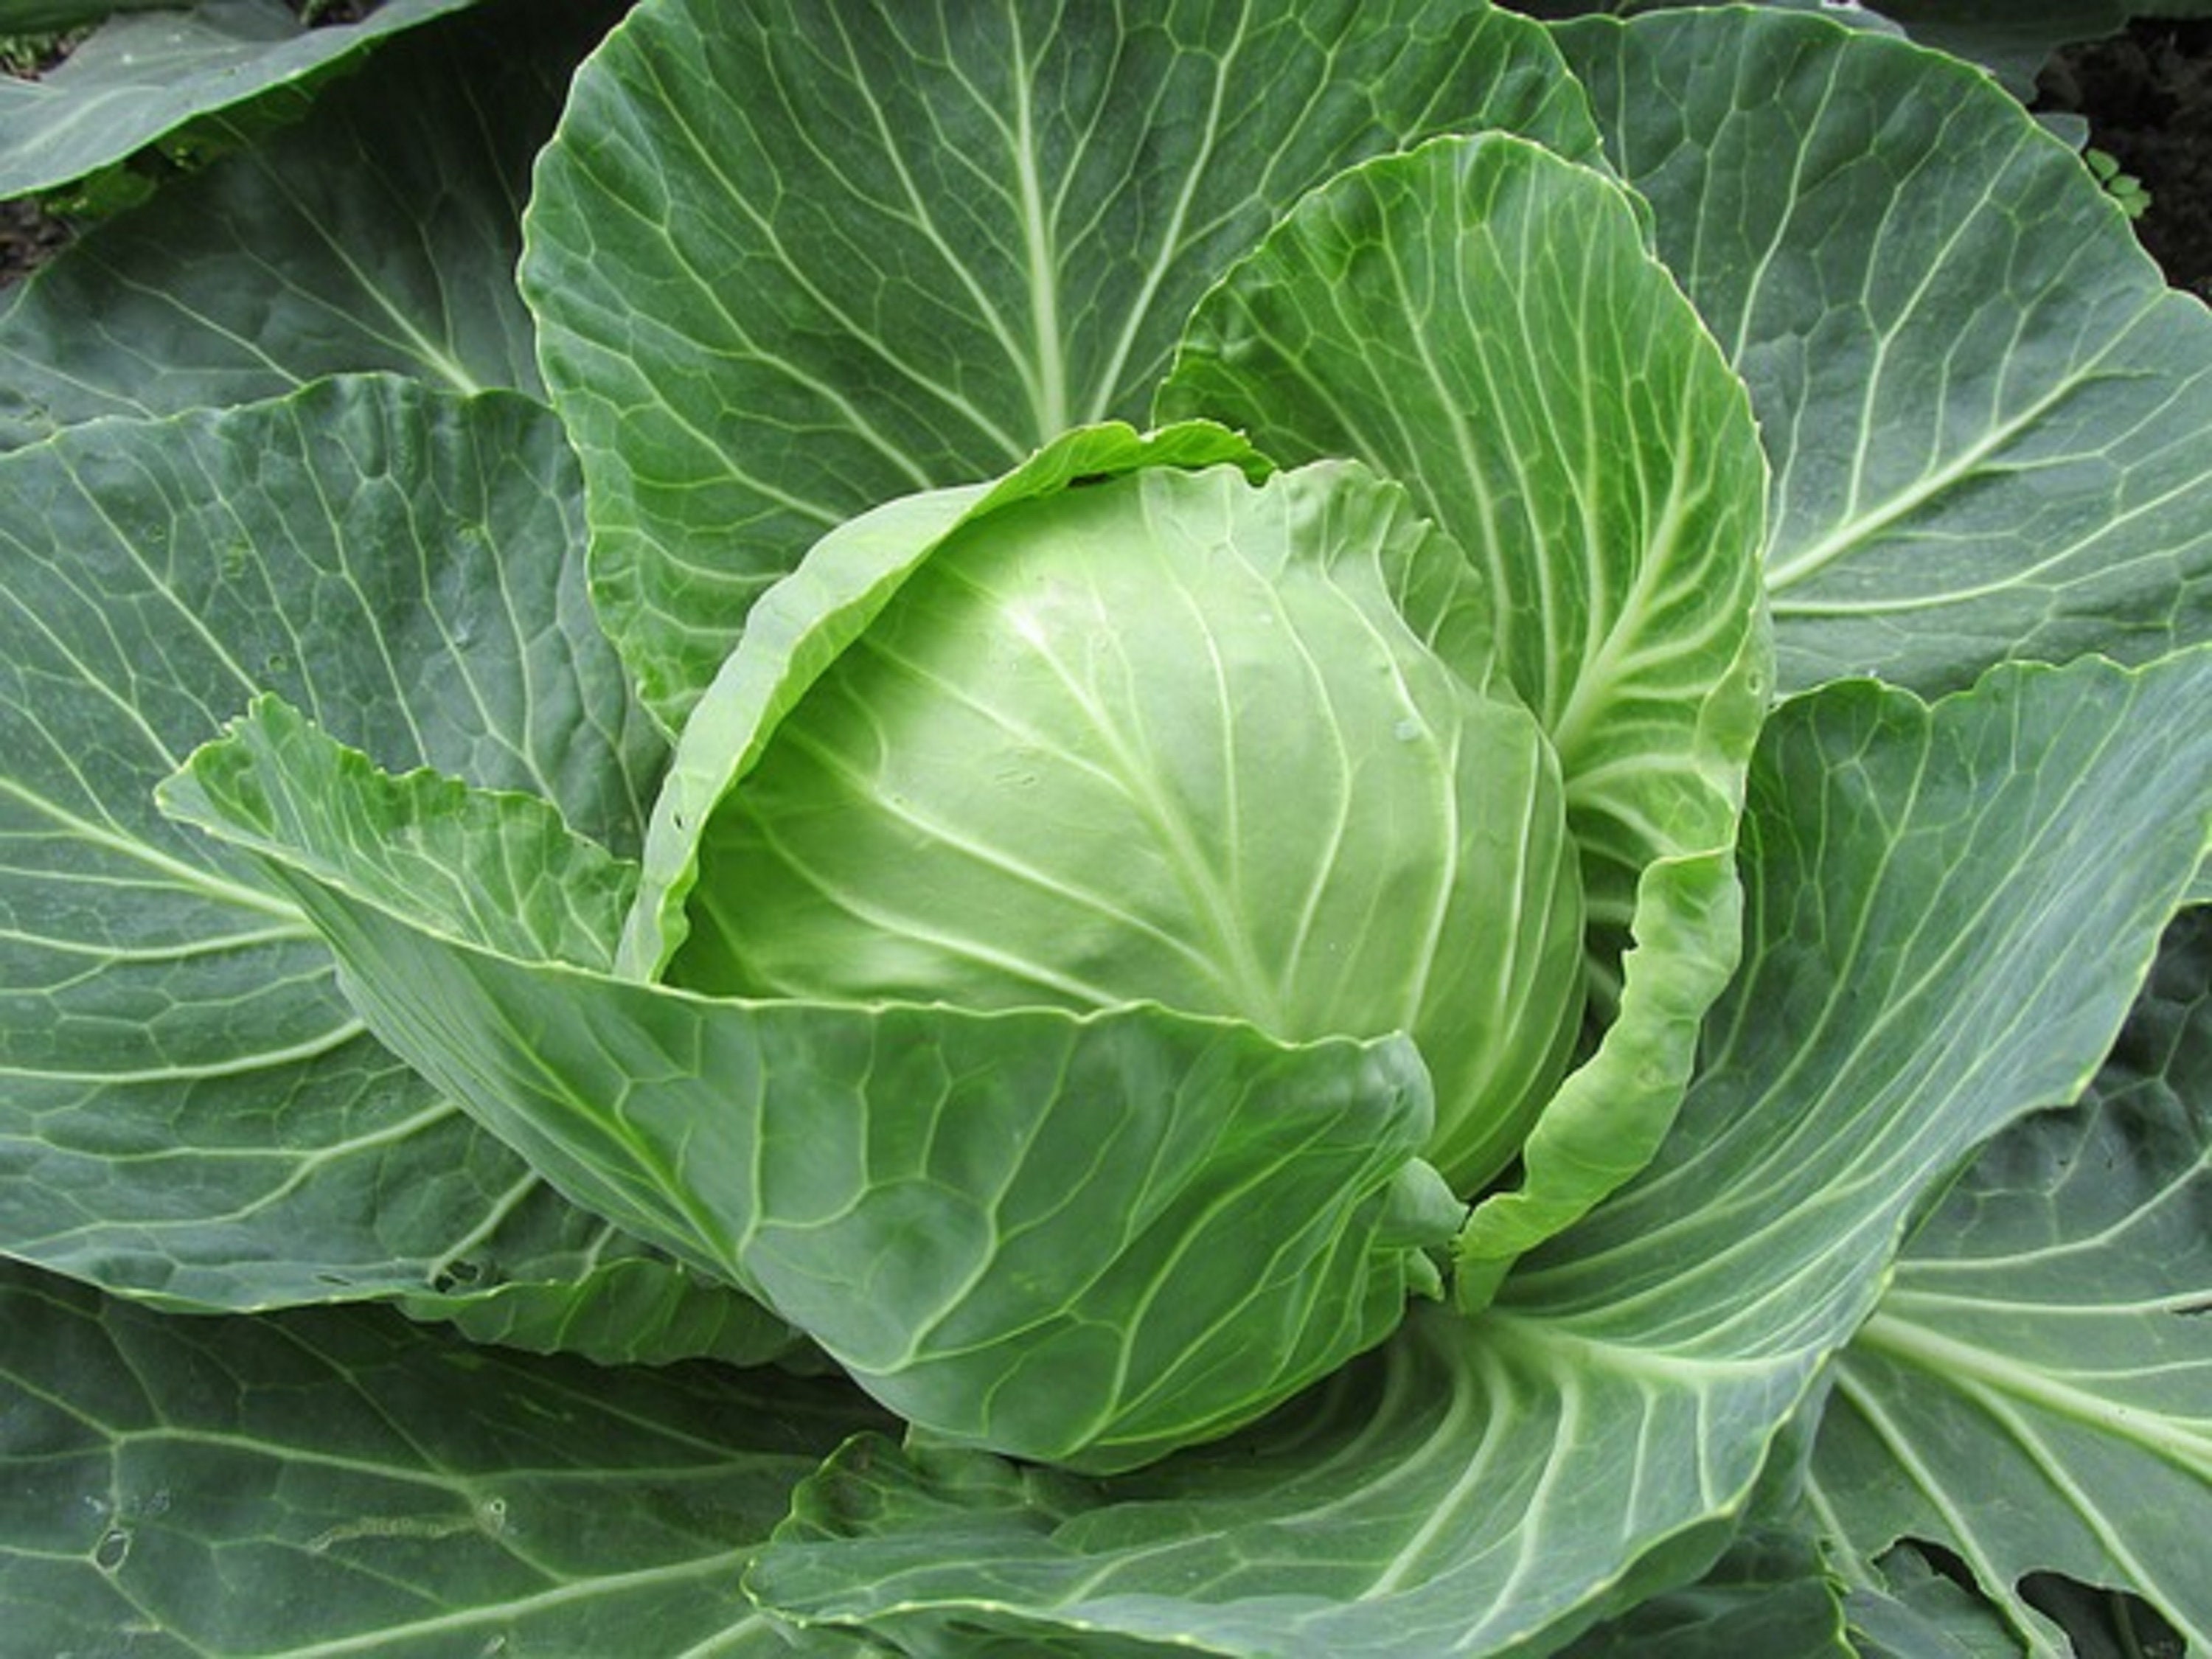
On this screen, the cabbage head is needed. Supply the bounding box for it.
[156,130,1770,1471]
[632,446,1588,1196]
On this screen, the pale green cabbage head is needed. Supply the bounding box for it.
[642,452,1587,1197]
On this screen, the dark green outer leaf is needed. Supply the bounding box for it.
[521,0,1603,726]
[747,650,2212,1656]
[1865,1,2132,94]
[0,0,617,450]
[0,0,487,199]
[0,381,651,847]
[1521,1,2118,93]
[1846,1545,2025,1659]
[1561,1531,1852,1659]
[1809,908,2212,1653]
[0,379,775,1360]
[0,1257,888,1658]
[1555,10,2212,696]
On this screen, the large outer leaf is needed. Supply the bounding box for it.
[1518,1,2116,93]
[0,0,487,199]
[1554,10,2212,695]
[1846,1545,2025,1659]
[1159,132,1769,1290]
[0,0,614,451]
[1865,1,2132,93]
[1807,908,2212,1655]
[0,1257,886,1658]
[744,650,2212,1658]
[161,699,1457,1472]
[520,0,1603,726]
[0,378,781,1362]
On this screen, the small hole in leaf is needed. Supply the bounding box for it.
[430,1259,484,1295]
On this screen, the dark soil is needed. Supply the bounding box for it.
[0,24,76,285]
[0,197,69,285]
[2042,21,2212,298]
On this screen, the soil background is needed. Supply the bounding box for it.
[2040,18,2212,298]
[0,195,66,285]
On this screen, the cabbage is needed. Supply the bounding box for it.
[5,0,2211,1650]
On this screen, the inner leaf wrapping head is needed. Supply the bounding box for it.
[666,461,1585,1194]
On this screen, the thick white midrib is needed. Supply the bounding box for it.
[18,1018,367,1087]
[1009,4,1068,438]
[1857,1309,2212,1468]
[0,919,313,961]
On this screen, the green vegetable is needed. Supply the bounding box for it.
[4,1,2211,1653]
[641,455,1587,1194]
